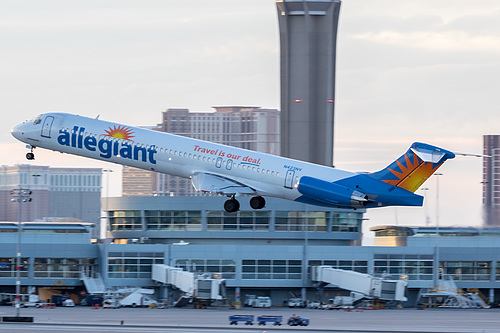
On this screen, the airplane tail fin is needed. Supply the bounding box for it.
[369,142,455,193]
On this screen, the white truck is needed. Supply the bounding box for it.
[287,298,305,308]
[103,288,157,308]
[252,296,271,308]
[119,289,157,307]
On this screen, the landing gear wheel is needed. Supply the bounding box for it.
[26,152,35,160]
[224,198,240,213]
[250,196,266,209]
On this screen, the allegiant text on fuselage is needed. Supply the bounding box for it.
[57,126,157,164]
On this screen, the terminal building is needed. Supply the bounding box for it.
[3,195,500,307]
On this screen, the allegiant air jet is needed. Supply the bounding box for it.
[11,113,455,213]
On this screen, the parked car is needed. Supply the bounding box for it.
[22,295,44,308]
[62,299,75,307]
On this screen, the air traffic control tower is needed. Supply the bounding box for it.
[276,0,341,166]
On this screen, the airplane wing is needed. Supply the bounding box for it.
[191,172,257,195]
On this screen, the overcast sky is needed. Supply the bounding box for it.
[2,0,500,241]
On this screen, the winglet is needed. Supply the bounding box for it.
[369,142,455,193]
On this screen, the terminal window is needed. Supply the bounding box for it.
[207,211,270,231]
[308,260,368,275]
[331,212,362,232]
[34,258,95,278]
[109,210,142,231]
[275,211,328,232]
[373,254,433,280]
[108,252,163,279]
[242,259,302,280]
[0,258,28,278]
[441,261,491,281]
[145,210,202,231]
[174,259,236,279]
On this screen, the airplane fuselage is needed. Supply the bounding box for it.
[12,113,351,203]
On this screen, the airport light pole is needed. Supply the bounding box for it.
[10,188,32,317]
[419,188,430,226]
[102,169,113,239]
[32,174,41,221]
[433,173,443,288]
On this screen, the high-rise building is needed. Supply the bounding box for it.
[122,166,156,197]
[276,0,341,166]
[0,164,102,237]
[483,135,500,226]
[122,106,280,196]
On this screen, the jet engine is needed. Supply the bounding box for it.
[297,176,369,209]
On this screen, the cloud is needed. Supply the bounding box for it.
[350,30,500,53]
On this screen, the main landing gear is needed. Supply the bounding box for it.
[224,196,266,213]
[250,196,266,210]
[224,197,240,213]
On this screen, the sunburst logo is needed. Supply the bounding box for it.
[382,153,441,193]
[103,125,135,141]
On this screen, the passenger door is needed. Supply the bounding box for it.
[284,170,295,189]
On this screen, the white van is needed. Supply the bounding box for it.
[252,296,271,308]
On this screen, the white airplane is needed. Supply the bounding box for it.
[11,113,455,212]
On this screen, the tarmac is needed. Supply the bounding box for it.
[0,306,499,333]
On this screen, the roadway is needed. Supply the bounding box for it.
[0,306,499,333]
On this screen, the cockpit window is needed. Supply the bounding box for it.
[32,115,42,125]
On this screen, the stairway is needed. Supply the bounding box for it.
[80,272,106,294]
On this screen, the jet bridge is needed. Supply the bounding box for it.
[311,266,408,304]
[152,264,226,308]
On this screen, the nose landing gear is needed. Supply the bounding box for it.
[26,147,35,160]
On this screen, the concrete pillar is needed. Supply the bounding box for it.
[235,287,241,302]
[301,287,307,301]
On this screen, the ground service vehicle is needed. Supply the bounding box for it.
[288,315,309,326]
[252,297,271,308]
[288,298,305,308]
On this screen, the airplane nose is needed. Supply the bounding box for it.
[11,122,26,141]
